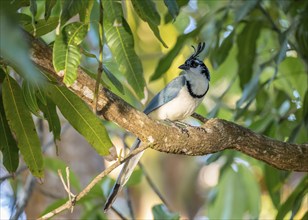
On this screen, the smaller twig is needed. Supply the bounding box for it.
[57,168,76,213]
[38,144,151,220]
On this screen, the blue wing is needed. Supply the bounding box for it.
[143,75,186,115]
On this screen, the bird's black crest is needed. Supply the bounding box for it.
[189,42,206,60]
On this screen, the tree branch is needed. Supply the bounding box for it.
[25,31,308,172]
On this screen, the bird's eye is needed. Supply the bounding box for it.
[190,60,198,68]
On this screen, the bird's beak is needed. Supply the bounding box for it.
[178,64,189,70]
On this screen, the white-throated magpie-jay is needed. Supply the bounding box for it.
[104,42,210,212]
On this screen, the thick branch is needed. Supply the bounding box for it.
[26,32,308,172]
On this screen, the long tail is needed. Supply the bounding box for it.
[104,138,144,212]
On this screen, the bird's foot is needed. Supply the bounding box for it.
[164,119,190,136]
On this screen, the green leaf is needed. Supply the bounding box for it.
[38,97,61,141]
[165,0,189,23]
[131,0,168,48]
[53,22,88,86]
[22,80,41,117]
[276,176,308,220]
[103,0,145,98]
[79,0,94,23]
[237,21,262,89]
[208,165,260,219]
[23,16,59,36]
[103,65,124,95]
[152,204,180,220]
[2,75,43,177]
[61,0,85,25]
[126,168,143,186]
[0,15,45,83]
[46,84,112,155]
[40,198,67,216]
[163,0,179,21]
[44,157,80,190]
[30,0,37,18]
[45,0,57,20]
[0,94,19,173]
[234,0,258,22]
[211,31,234,69]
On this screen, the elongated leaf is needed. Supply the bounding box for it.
[46,85,112,155]
[79,0,94,23]
[0,15,45,83]
[276,176,308,220]
[235,0,258,22]
[22,80,41,117]
[2,75,43,177]
[208,165,260,219]
[53,22,88,86]
[164,0,189,23]
[30,0,37,18]
[24,16,59,37]
[45,0,57,20]
[61,0,85,25]
[103,0,145,98]
[152,204,179,220]
[0,96,19,173]
[164,0,179,21]
[38,97,61,141]
[150,30,198,81]
[103,65,124,94]
[237,21,262,89]
[131,0,168,48]
[211,31,234,69]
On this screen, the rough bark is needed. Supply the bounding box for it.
[26,32,308,172]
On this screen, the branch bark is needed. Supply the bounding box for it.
[26,32,308,172]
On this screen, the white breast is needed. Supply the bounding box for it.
[148,86,203,121]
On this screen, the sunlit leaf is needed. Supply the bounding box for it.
[237,21,262,89]
[0,94,19,173]
[103,0,145,98]
[23,17,59,36]
[45,0,57,20]
[46,84,113,155]
[152,204,180,220]
[163,0,179,21]
[53,22,88,86]
[131,0,168,48]
[2,75,43,177]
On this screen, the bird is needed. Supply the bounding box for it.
[104,42,210,212]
